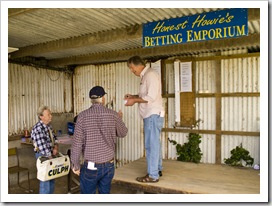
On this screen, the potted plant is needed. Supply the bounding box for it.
[168,119,203,163]
[224,143,254,167]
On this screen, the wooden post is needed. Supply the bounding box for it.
[215,58,222,164]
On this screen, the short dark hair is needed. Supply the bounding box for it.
[127,56,145,67]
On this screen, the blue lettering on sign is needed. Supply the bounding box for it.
[143,8,248,47]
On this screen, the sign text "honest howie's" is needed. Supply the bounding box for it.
[143,8,248,48]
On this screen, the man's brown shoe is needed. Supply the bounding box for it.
[136,175,159,183]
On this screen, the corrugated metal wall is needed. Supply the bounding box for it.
[73,63,143,167]
[8,63,73,136]
[165,51,260,165]
[165,61,217,163]
[221,51,260,165]
[9,49,260,165]
[195,58,217,164]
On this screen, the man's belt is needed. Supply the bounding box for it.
[85,159,114,165]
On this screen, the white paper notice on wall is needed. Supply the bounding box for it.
[180,62,192,92]
[151,59,161,80]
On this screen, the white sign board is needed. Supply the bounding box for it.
[180,62,192,92]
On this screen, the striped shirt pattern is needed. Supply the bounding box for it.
[31,121,57,157]
[71,103,128,170]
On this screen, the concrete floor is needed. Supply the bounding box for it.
[9,175,137,194]
[9,158,260,195]
[113,158,260,194]
[7,160,263,204]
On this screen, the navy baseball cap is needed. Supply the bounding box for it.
[89,86,107,99]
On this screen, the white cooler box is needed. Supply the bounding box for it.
[36,153,70,181]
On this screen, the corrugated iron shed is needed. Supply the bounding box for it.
[6,4,263,167]
[8,7,260,69]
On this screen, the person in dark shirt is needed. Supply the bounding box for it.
[73,115,78,123]
[71,86,128,194]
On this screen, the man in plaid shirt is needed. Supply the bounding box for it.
[71,86,128,194]
[31,106,58,194]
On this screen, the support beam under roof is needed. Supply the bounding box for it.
[9,24,142,59]
[9,8,259,62]
[8,8,40,17]
[48,33,260,66]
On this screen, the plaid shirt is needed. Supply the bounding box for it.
[31,121,57,157]
[71,103,128,170]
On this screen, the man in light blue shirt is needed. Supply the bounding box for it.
[125,56,164,183]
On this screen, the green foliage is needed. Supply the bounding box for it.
[224,144,254,167]
[168,133,203,163]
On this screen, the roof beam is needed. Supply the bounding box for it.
[9,24,142,59]
[248,8,260,21]
[48,33,260,66]
[10,8,259,60]
[8,8,40,17]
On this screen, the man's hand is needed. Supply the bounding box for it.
[124,94,135,106]
[124,94,133,99]
[124,98,135,106]
[72,168,80,176]
[53,145,59,156]
[118,110,123,118]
